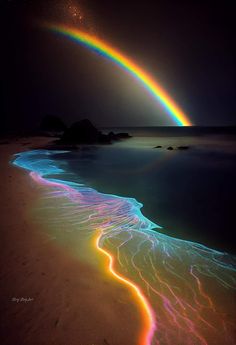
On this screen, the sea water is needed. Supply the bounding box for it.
[52,128,236,254]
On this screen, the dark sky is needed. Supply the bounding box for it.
[3,0,236,131]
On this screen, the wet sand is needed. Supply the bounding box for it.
[0,137,141,345]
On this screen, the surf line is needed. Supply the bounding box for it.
[95,231,157,345]
[29,171,157,345]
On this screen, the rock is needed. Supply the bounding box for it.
[177,146,189,150]
[40,115,67,133]
[154,145,162,148]
[107,131,132,141]
[108,131,116,139]
[60,120,131,144]
[116,132,132,139]
[61,119,100,144]
[56,119,132,145]
[167,146,174,150]
[99,133,112,144]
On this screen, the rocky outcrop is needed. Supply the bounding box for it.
[154,145,190,150]
[40,115,67,133]
[177,146,189,150]
[61,119,100,144]
[60,119,131,144]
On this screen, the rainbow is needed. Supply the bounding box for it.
[46,24,192,126]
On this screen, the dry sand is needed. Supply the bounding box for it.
[0,137,141,345]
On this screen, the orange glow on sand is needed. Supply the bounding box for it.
[95,231,157,345]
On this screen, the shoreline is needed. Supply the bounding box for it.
[0,137,142,345]
[1,136,236,345]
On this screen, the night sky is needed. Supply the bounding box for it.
[3,0,236,131]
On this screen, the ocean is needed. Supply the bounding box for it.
[53,126,236,254]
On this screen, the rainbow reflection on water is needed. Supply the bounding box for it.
[12,150,236,345]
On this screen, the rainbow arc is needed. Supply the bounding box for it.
[46,24,192,126]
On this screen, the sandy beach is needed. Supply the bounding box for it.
[0,137,141,345]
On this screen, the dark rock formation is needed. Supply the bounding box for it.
[99,133,112,144]
[108,131,116,140]
[115,132,132,139]
[61,119,99,144]
[177,146,189,150]
[154,145,189,151]
[40,115,67,133]
[60,119,132,145]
